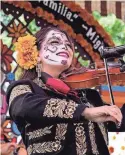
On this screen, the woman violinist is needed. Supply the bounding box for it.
[6,26,125,155]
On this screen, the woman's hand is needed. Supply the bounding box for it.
[82,105,122,124]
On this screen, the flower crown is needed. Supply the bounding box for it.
[14,34,38,70]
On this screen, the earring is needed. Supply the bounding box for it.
[36,61,42,79]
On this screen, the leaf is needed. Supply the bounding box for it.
[92,11,101,20]
[78,56,90,67]
[92,11,125,46]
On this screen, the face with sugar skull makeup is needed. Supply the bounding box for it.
[39,30,74,73]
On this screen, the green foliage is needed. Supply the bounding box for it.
[27,19,41,34]
[92,11,125,46]
[74,52,90,67]
[0,10,13,47]
[0,31,12,48]
[19,14,27,25]
[0,10,13,26]
[78,56,90,67]
[15,67,23,80]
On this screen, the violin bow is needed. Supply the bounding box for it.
[102,46,121,128]
[103,58,115,105]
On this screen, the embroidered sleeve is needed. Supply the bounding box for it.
[41,97,86,121]
[7,82,87,124]
[9,85,32,105]
[43,98,78,119]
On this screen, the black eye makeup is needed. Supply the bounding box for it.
[50,40,60,45]
[66,42,72,50]
[46,35,73,51]
[47,36,60,44]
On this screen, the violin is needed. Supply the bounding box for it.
[63,66,125,89]
[64,44,125,89]
[63,44,125,128]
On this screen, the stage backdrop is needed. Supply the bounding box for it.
[1,1,125,155]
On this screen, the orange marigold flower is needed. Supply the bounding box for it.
[72,33,76,39]
[43,11,49,20]
[18,1,26,9]
[14,34,38,70]
[13,1,20,7]
[76,34,83,42]
[53,20,58,26]
[47,13,54,23]
[36,7,44,17]
[58,20,68,31]
[23,2,32,12]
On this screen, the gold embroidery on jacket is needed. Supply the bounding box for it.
[27,126,53,140]
[27,145,32,155]
[75,123,87,155]
[33,78,50,90]
[98,123,108,145]
[55,124,68,140]
[88,122,99,155]
[27,123,68,154]
[9,85,32,105]
[43,98,78,118]
[27,141,61,155]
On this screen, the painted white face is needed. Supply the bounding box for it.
[39,30,74,71]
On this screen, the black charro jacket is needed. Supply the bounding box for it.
[6,73,125,155]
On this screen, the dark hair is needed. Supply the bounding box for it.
[20,25,74,80]
[36,26,74,51]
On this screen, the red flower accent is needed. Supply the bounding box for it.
[108,146,114,153]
